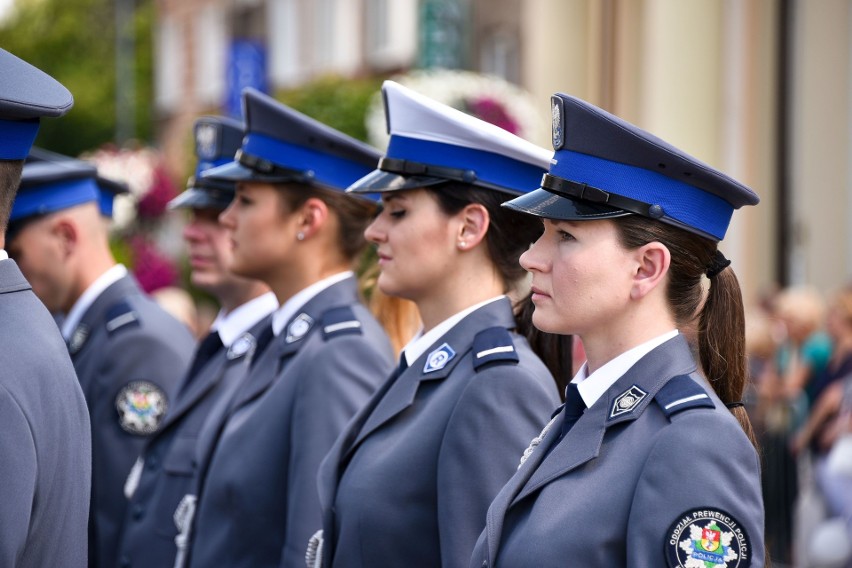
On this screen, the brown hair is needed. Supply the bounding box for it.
[615,215,757,447]
[275,182,376,262]
[430,182,571,397]
[0,160,25,233]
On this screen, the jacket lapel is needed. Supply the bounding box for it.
[485,335,698,561]
[348,297,517,454]
[228,277,360,411]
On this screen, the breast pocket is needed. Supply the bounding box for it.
[163,436,198,476]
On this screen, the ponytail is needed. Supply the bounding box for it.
[616,215,759,449]
[699,266,758,448]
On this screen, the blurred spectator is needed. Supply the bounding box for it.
[756,286,831,566]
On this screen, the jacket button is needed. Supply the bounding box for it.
[132,504,144,519]
[147,457,159,470]
[119,556,131,568]
[482,561,488,568]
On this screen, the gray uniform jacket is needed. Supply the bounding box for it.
[470,335,765,568]
[0,260,92,567]
[317,297,560,568]
[68,273,194,568]
[115,314,272,568]
[188,277,394,568]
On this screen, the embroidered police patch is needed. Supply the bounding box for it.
[286,313,314,343]
[68,324,90,354]
[227,333,256,360]
[610,385,648,418]
[115,380,168,435]
[423,343,456,373]
[666,508,751,567]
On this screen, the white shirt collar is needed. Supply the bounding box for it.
[271,271,353,336]
[61,264,128,340]
[572,329,679,408]
[0,250,8,261]
[210,291,278,348]
[401,296,504,368]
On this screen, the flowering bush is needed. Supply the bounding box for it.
[365,69,547,149]
[84,145,181,293]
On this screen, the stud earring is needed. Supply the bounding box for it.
[297,232,305,241]
[458,241,467,250]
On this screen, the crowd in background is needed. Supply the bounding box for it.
[746,285,852,567]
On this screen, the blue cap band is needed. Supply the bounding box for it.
[98,189,114,217]
[195,156,232,179]
[10,177,100,222]
[242,133,375,190]
[387,135,545,195]
[551,149,734,240]
[0,118,40,160]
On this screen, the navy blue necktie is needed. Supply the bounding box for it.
[560,383,587,439]
[250,323,276,369]
[183,331,223,390]
[545,383,586,457]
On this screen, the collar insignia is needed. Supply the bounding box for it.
[610,385,647,419]
[227,333,256,360]
[286,313,314,343]
[68,324,90,354]
[423,343,456,373]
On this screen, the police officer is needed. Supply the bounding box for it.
[6,153,195,568]
[469,94,766,567]
[115,116,278,568]
[311,81,563,568]
[0,48,91,568]
[185,89,395,568]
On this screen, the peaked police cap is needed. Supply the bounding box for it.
[201,88,381,192]
[347,81,551,196]
[505,94,759,241]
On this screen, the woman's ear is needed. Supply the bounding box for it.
[297,197,329,240]
[630,241,670,300]
[456,203,490,251]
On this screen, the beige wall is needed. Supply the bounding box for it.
[521,0,780,304]
[789,0,851,292]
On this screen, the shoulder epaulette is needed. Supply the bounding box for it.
[105,300,140,335]
[321,306,363,340]
[654,374,715,419]
[472,326,519,371]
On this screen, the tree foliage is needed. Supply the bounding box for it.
[275,75,385,144]
[0,0,154,156]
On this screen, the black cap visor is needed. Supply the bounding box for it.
[503,187,630,220]
[168,186,234,211]
[347,168,446,194]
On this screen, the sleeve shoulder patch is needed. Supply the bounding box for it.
[321,305,363,340]
[655,374,715,419]
[472,326,519,371]
[105,300,141,335]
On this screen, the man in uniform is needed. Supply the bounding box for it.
[115,116,278,568]
[0,48,92,567]
[6,153,195,568]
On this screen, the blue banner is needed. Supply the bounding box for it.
[224,40,268,118]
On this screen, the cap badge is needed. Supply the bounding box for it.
[423,343,456,373]
[551,97,564,150]
[286,313,314,343]
[196,123,219,160]
[115,380,168,435]
[609,385,647,419]
[666,508,751,567]
[68,324,90,355]
[227,333,256,360]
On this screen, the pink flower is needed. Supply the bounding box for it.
[137,165,178,219]
[464,97,520,135]
[130,237,179,293]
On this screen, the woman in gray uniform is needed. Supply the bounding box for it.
[184,89,395,568]
[311,81,567,568]
[469,93,765,568]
